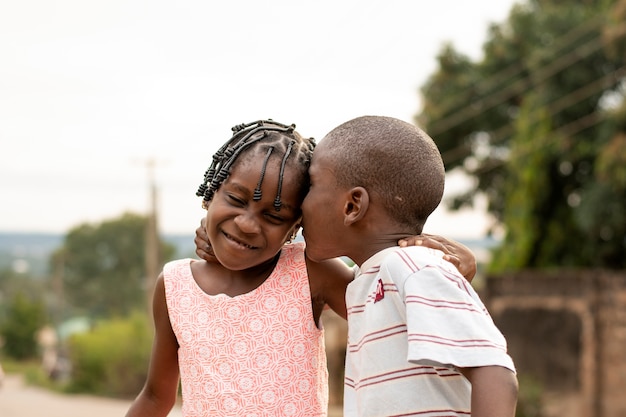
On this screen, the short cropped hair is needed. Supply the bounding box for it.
[321,115,445,232]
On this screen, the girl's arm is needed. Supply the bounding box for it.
[125,274,181,417]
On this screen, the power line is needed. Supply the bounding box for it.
[430,30,610,137]
[479,108,607,177]
[442,65,626,164]
[422,8,626,228]
[429,16,604,135]
[437,19,626,165]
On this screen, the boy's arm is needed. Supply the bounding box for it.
[304,235,471,322]
[194,217,478,282]
[404,266,516,416]
[126,274,180,417]
[399,233,477,282]
[194,219,217,262]
[459,366,519,417]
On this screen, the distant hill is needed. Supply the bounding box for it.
[0,231,498,277]
[162,234,197,259]
[0,232,63,277]
[0,232,196,277]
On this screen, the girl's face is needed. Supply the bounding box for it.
[204,153,303,271]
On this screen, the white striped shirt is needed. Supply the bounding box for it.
[344,246,515,417]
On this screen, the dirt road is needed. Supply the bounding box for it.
[0,373,342,416]
[0,373,181,417]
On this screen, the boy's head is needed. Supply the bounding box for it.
[302,115,445,264]
[196,120,316,270]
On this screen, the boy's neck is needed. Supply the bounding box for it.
[350,233,412,267]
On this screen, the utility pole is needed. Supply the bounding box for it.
[52,251,65,326]
[144,158,161,316]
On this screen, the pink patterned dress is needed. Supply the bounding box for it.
[163,242,329,417]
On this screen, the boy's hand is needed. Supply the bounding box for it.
[194,218,215,261]
[398,234,477,282]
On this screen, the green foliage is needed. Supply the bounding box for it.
[0,267,47,311]
[0,357,55,388]
[417,0,626,270]
[516,374,544,417]
[0,293,47,360]
[66,313,152,398]
[52,212,175,318]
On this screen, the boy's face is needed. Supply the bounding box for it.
[301,145,346,262]
[204,155,302,271]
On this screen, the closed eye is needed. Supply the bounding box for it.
[265,212,286,224]
[226,194,245,206]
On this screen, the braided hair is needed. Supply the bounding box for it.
[196,120,316,211]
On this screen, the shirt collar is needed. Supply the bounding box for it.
[354,246,400,277]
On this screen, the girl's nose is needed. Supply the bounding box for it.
[234,212,261,234]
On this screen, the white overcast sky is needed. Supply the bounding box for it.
[0,0,517,238]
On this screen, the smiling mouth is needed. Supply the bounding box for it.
[223,232,258,249]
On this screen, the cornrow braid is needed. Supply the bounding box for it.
[274,140,295,211]
[196,119,316,211]
[254,146,274,201]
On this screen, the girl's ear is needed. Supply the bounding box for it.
[343,186,369,226]
[286,222,301,244]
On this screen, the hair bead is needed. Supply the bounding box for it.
[196,120,316,210]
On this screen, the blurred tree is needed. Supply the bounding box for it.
[0,268,46,314]
[0,292,46,360]
[67,313,152,397]
[416,0,626,271]
[50,212,176,318]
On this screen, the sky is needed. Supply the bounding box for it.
[0,0,518,239]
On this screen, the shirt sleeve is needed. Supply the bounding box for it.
[404,265,516,372]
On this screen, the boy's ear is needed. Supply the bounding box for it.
[343,186,369,226]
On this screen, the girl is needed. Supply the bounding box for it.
[126,120,475,417]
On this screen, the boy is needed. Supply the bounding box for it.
[301,115,518,417]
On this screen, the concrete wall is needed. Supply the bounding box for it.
[485,270,626,417]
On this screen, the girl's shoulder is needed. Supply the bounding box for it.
[281,241,306,254]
